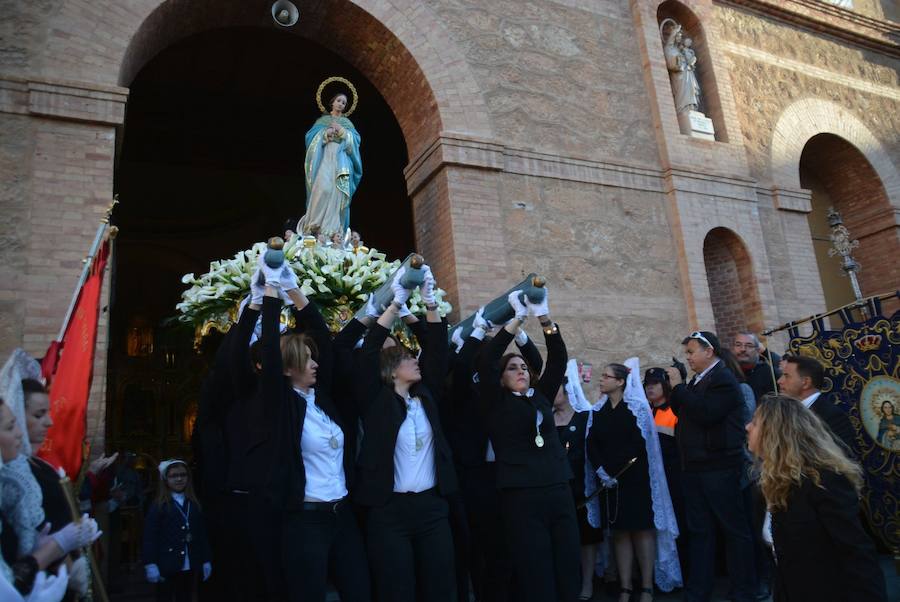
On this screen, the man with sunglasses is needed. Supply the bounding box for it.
[665,331,756,602]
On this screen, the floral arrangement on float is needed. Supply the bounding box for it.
[175,235,453,347]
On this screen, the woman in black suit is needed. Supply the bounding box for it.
[255,260,370,602]
[476,289,580,602]
[746,394,886,602]
[354,263,458,602]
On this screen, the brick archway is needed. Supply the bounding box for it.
[702,227,763,345]
[116,0,491,161]
[800,133,900,304]
[770,98,900,206]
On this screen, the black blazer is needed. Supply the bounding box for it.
[744,358,780,403]
[809,394,856,456]
[353,319,458,507]
[476,327,571,489]
[256,297,360,510]
[142,498,211,578]
[448,334,544,469]
[771,470,886,602]
[222,303,273,494]
[670,361,746,472]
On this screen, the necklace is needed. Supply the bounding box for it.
[173,498,192,543]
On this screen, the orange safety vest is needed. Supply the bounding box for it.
[653,406,678,437]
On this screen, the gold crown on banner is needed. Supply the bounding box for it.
[854,334,882,353]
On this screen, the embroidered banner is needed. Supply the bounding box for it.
[787,302,899,550]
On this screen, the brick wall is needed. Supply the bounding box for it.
[800,133,900,301]
[703,227,763,345]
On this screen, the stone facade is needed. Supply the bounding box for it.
[0,0,897,450]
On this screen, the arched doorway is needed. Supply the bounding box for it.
[799,133,899,317]
[106,26,413,458]
[703,227,763,345]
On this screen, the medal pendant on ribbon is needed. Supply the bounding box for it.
[535,435,545,448]
[184,533,193,543]
[329,436,339,450]
[415,438,424,451]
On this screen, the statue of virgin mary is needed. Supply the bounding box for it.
[298,81,363,238]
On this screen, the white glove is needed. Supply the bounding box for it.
[50,517,101,555]
[280,265,299,292]
[25,566,69,602]
[450,327,464,352]
[363,295,381,319]
[145,564,161,584]
[67,556,89,596]
[420,265,436,306]
[279,288,294,307]
[249,269,265,305]
[507,291,527,321]
[524,287,549,318]
[515,328,529,347]
[473,306,490,331]
[258,254,285,287]
[202,562,212,582]
[390,267,410,307]
[596,466,618,489]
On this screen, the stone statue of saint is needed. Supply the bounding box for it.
[661,21,701,115]
[298,81,363,238]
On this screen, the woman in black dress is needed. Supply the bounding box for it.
[587,363,655,602]
[554,381,602,601]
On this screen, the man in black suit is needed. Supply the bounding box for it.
[666,331,757,602]
[777,355,855,454]
[732,332,780,403]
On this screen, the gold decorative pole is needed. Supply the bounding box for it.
[58,476,109,602]
[56,197,118,341]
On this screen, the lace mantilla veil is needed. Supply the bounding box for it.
[583,357,682,591]
[0,349,47,558]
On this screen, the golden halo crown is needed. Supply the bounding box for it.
[316,76,358,117]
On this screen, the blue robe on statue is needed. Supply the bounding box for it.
[298,114,362,237]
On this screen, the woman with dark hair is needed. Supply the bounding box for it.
[354,263,457,602]
[476,289,580,602]
[19,378,91,601]
[553,368,603,601]
[746,395,886,602]
[586,359,681,602]
[644,367,687,573]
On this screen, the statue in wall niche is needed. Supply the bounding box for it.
[660,18,715,139]
[660,19,701,115]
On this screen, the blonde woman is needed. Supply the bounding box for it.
[746,395,886,602]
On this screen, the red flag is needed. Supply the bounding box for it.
[38,240,110,476]
[40,340,62,387]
